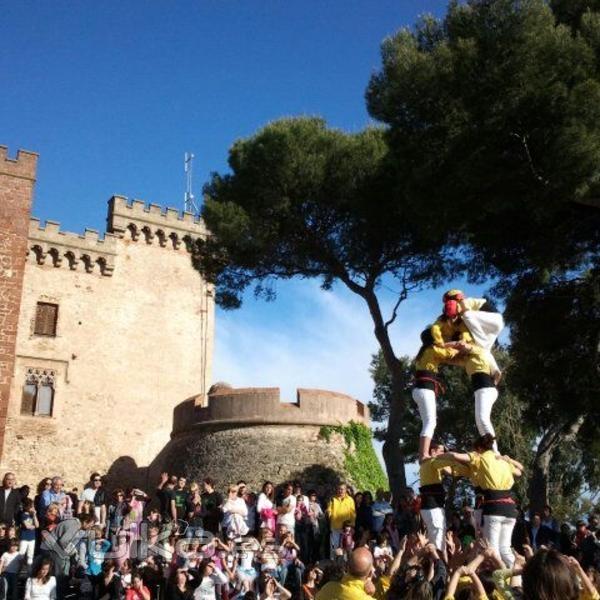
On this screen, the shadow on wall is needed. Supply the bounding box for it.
[289,464,343,496]
[104,441,190,497]
[104,456,347,501]
[104,456,149,494]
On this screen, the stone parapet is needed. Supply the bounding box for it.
[172,386,370,436]
[27,218,118,276]
[107,196,207,247]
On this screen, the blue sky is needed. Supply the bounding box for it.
[2,1,495,480]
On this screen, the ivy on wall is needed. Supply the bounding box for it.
[319,421,388,492]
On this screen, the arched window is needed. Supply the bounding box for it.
[21,368,55,417]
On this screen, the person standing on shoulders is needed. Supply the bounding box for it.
[413,328,460,461]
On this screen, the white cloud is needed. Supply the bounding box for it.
[213,277,476,401]
[213,279,378,402]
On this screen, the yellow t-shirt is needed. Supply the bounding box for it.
[462,346,493,376]
[467,450,517,490]
[326,495,356,530]
[315,575,373,600]
[420,456,455,486]
[415,346,458,373]
[431,318,470,347]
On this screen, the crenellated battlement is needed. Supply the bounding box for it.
[0,146,38,182]
[172,385,370,436]
[25,196,209,277]
[27,218,118,276]
[107,195,207,247]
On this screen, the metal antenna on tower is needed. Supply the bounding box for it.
[184,152,199,215]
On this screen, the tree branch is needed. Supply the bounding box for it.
[383,269,420,330]
[511,132,550,186]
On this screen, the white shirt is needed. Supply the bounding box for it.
[80,488,96,503]
[277,495,296,529]
[193,567,228,600]
[25,576,57,600]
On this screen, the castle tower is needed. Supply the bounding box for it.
[0,147,38,464]
[0,155,214,489]
[157,385,383,494]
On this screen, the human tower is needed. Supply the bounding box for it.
[413,290,523,569]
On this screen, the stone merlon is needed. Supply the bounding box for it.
[172,386,370,436]
[107,195,208,239]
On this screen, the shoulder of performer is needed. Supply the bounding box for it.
[463,297,487,310]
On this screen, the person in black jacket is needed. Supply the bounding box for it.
[527,512,556,549]
[0,473,21,526]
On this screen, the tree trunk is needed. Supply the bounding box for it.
[528,433,553,515]
[337,276,408,500]
[361,288,408,499]
[529,416,585,514]
[382,373,408,499]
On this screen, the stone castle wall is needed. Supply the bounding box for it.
[1,188,215,490]
[156,386,370,494]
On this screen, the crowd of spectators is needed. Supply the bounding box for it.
[0,469,597,599]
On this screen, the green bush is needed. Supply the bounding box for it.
[319,421,388,493]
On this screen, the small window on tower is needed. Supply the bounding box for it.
[34,302,58,336]
[21,368,55,417]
